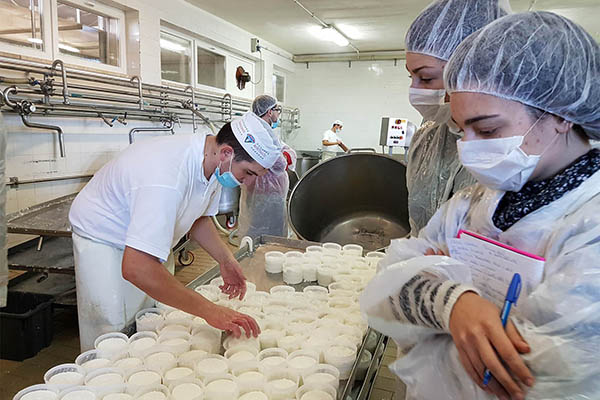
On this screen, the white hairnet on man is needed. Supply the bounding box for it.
[363,11,600,400]
[252,94,277,117]
[237,95,297,240]
[404,0,509,235]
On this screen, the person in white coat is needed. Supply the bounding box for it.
[321,120,348,161]
[362,11,600,400]
[404,0,509,235]
[69,112,280,350]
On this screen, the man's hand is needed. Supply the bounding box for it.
[189,217,249,300]
[219,260,247,300]
[204,303,260,338]
[449,292,534,400]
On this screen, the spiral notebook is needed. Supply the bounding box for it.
[447,230,545,306]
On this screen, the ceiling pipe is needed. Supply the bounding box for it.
[294,50,406,63]
[290,0,360,55]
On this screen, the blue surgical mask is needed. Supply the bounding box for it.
[271,120,279,129]
[215,155,241,188]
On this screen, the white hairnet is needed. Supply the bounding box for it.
[333,120,343,127]
[405,0,509,61]
[231,112,282,169]
[445,12,600,139]
[252,95,277,117]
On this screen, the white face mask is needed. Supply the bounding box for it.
[457,115,555,192]
[409,87,446,122]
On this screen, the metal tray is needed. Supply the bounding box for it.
[7,193,76,236]
[8,236,74,274]
[186,234,387,400]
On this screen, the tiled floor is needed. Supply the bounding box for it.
[0,239,227,399]
[370,341,407,400]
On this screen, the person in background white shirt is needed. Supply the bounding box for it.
[321,120,348,161]
[69,112,280,350]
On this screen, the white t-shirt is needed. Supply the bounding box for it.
[69,133,221,261]
[322,129,340,151]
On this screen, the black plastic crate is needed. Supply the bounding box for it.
[0,291,54,361]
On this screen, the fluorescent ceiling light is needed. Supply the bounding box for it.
[320,27,335,41]
[332,35,349,47]
[27,38,43,44]
[308,25,329,41]
[59,43,80,53]
[337,24,362,40]
[160,38,187,53]
[308,25,350,47]
[325,28,349,47]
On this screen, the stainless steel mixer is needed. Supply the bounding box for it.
[288,151,410,251]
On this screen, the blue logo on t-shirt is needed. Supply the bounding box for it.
[245,134,256,144]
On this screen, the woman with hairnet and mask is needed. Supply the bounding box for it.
[362,11,600,400]
[237,94,297,239]
[405,0,509,235]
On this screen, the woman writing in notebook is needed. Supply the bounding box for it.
[364,12,600,400]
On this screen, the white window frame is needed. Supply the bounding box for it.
[273,70,287,104]
[0,0,53,60]
[159,27,194,87]
[195,38,227,93]
[50,0,127,74]
[159,25,256,97]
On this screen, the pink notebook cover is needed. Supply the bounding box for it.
[457,229,546,262]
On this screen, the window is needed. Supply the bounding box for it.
[55,1,120,66]
[272,73,285,102]
[160,31,192,84]
[197,46,225,90]
[0,0,44,50]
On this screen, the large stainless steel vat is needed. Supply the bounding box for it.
[288,153,409,251]
[296,154,320,177]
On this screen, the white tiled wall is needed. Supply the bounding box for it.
[4,114,192,214]
[284,60,422,152]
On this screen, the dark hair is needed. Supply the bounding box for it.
[526,105,586,139]
[216,123,254,162]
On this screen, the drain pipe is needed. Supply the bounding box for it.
[181,100,217,134]
[4,86,66,157]
[51,59,69,105]
[20,114,65,158]
[130,76,144,110]
[129,121,174,144]
[184,86,196,133]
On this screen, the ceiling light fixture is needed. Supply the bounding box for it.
[337,24,362,40]
[320,26,349,47]
[293,0,359,54]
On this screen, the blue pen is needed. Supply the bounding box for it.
[482,273,522,386]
